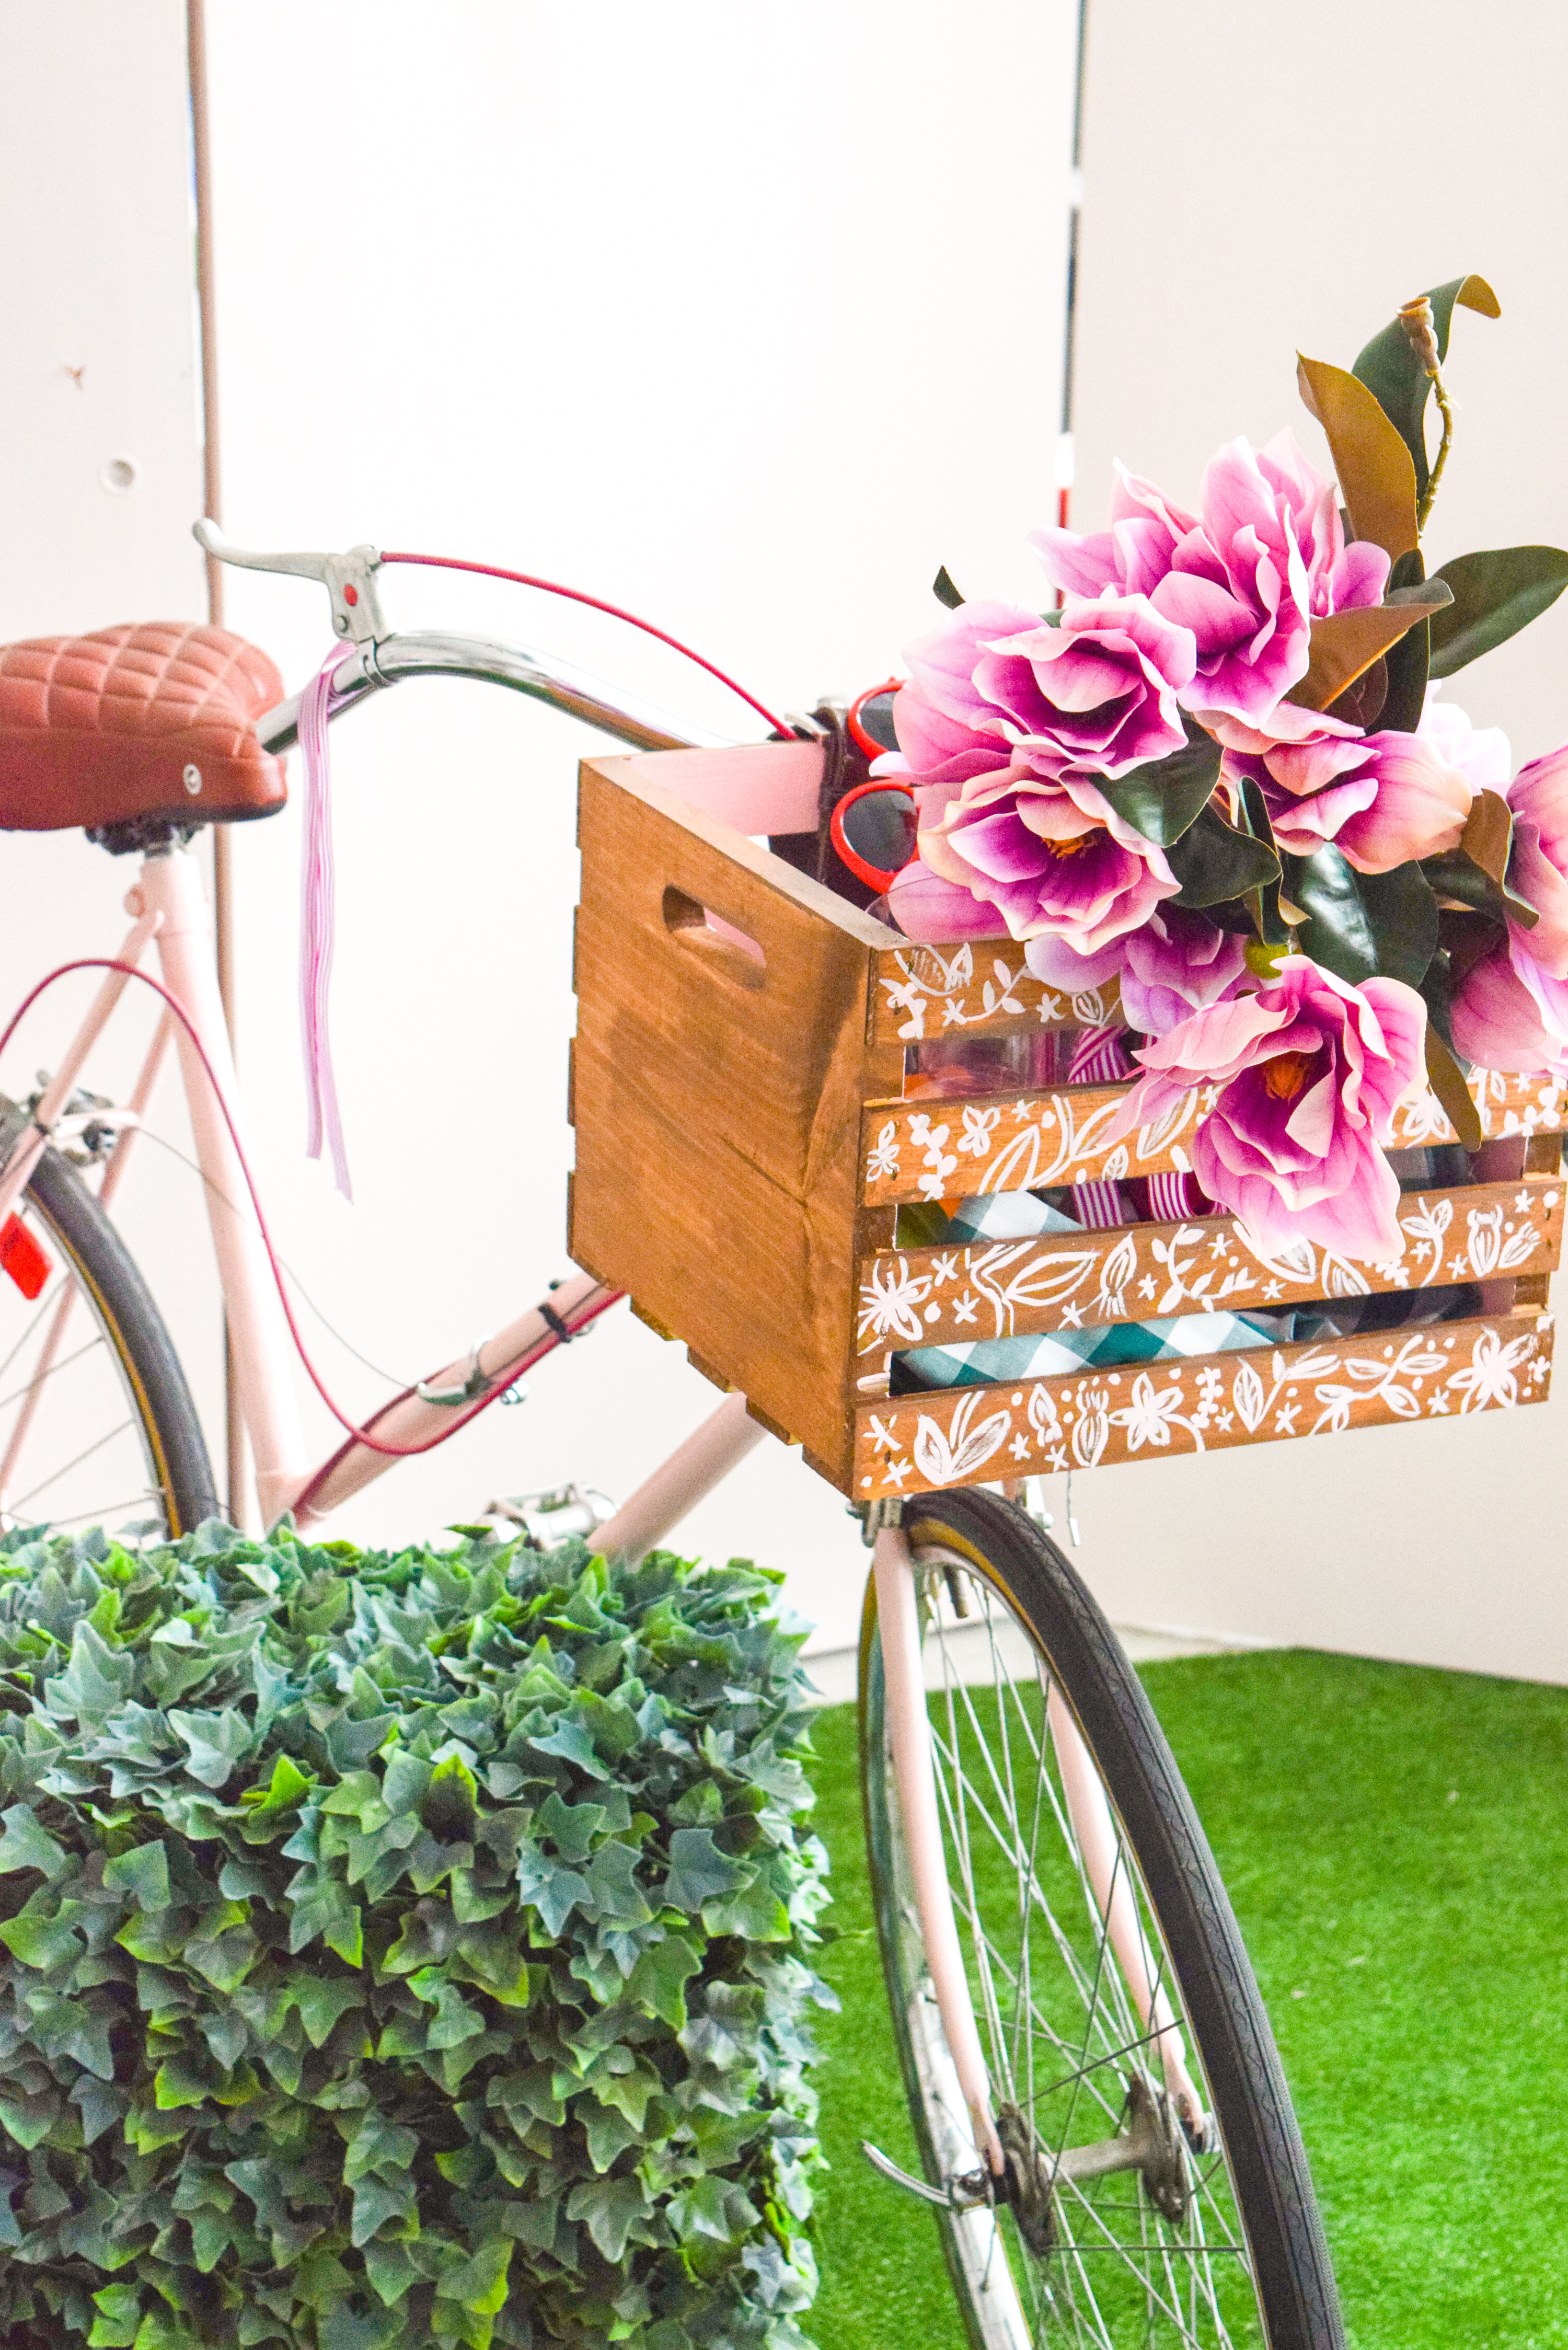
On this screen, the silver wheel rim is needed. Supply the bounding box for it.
[869,1544,1269,2348]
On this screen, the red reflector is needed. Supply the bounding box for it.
[0,1216,51,1301]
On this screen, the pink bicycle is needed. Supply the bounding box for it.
[0,527,1343,2349]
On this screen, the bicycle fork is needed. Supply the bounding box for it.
[871,1516,1209,2184]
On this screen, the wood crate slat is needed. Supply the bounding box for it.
[869,944,1121,1045]
[850,1309,1555,1496]
[573,744,1563,1502]
[860,1070,1568,1208]
[854,1177,1564,1353]
[570,753,901,1488]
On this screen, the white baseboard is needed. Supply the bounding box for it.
[800,1617,1277,1707]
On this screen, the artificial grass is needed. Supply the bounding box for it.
[806,1646,1568,2350]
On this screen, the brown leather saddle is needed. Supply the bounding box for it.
[0,621,287,844]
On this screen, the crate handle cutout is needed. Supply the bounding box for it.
[661,886,767,988]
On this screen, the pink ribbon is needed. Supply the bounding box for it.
[296,643,356,1200]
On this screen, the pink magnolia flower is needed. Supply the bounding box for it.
[1418,688,1512,794]
[1025,907,1249,1038]
[1447,738,1568,1070]
[1504,743,1568,973]
[885,856,1010,942]
[916,766,1180,957]
[1450,938,1568,1076]
[1108,956,1427,1260]
[887,591,1194,791]
[1217,718,1472,872]
[887,598,1040,793]
[1032,432,1390,730]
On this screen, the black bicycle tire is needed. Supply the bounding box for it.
[859,1488,1344,2350]
[16,1142,219,1538]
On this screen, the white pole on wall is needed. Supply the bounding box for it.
[185,0,247,1526]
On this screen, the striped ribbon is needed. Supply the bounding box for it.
[1144,1168,1205,1222]
[1067,1021,1135,1085]
[1073,1177,1131,1230]
[297,642,357,1201]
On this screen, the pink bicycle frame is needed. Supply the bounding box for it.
[0,725,1200,2197]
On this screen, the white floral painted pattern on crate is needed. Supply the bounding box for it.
[856,1182,1562,1353]
[870,944,1115,1044]
[851,1315,1555,1495]
[861,1072,1568,1206]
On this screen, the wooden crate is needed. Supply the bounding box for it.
[570,744,1562,1499]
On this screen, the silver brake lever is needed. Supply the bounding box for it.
[192,518,388,645]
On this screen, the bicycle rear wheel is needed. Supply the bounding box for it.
[0,1120,217,1541]
[859,1489,1342,2349]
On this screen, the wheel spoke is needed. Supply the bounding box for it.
[864,1513,1302,2347]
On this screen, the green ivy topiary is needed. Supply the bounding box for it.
[0,1521,831,2350]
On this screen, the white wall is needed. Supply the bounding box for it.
[0,1,225,1468]
[202,0,1080,1661]
[1052,0,1568,1681]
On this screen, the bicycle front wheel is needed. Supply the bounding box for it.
[859,1489,1342,2350]
[0,1119,217,1542]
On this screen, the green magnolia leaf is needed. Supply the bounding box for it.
[1352,274,1502,493]
[1279,848,1436,991]
[1168,805,1281,909]
[1352,862,1440,990]
[1286,585,1451,713]
[932,565,964,610]
[1376,547,1429,735]
[1297,353,1418,561]
[1427,546,1568,678]
[1424,789,1540,928]
[1090,721,1221,848]
[1425,1022,1483,1150]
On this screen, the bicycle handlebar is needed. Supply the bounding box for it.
[197,521,746,758]
[253,630,734,758]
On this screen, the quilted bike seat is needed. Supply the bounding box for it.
[0,622,288,834]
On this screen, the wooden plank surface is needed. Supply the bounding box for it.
[860,1069,1568,1207]
[869,942,1121,1045]
[570,752,900,1485]
[849,1309,1555,1497]
[854,1177,1564,1353]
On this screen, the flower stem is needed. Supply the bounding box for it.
[1416,368,1455,535]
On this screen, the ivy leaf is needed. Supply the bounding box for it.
[565,2174,654,2263]
[1168,804,1280,909]
[169,1706,254,1790]
[663,1826,752,1912]
[344,2111,420,2185]
[102,1840,171,1910]
[667,2172,762,2245]
[350,2173,417,2248]
[0,1803,68,1880]
[241,1752,316,1819]
[1296,353,1418,560]
[1427,546,1568,679]
[1352,274,1502,493]
[0,1895,83,1975]
[1090,720,1221,847]
[627,1931,703,2028]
